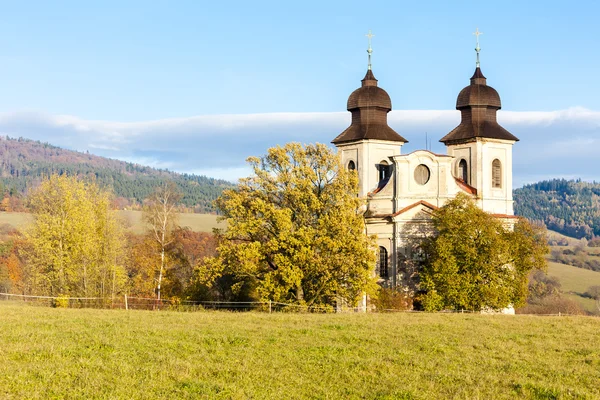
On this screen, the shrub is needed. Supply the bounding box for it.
[517,296,584,315]
[372,287,413,311]
[52,295,70,308]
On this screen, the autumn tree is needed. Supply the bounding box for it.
[143,181,181,301]
[24,174,127,297]
[419,193,549,312]
[125,232,161,297]
[585,285,600,312]
[199,142,377,307]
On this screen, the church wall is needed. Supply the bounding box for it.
[338,140,402,198]
[390,151,457,210]
[446,139,515,215]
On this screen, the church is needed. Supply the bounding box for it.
[332,31,519,290]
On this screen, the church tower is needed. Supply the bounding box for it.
[332,31,407,197]
[440,29,519,215]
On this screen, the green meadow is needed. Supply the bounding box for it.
[0,304,598,399]
[0,210,224,234]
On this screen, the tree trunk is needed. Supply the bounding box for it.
[297,283,304,302]
[157,247,165,303]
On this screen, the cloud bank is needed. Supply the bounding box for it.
[0,107,599,187]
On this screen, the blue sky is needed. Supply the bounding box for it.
[1,0,599,186]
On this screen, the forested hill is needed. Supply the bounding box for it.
[0,136,234,213]
[514,179,600,239]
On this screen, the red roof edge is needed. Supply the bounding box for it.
[391,200,439,217]
[454,177,478,195]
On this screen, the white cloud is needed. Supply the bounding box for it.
[0,107,599,186]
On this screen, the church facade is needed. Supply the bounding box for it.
[332,46,519,290]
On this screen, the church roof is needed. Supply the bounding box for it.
[440,67,519,144]
[332,70,407,144]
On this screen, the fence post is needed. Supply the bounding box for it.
[269,300,272,314]
[125,294,128,310]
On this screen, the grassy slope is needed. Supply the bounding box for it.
[547,261,600,313]
[0,304,598,400]
[0,211,224,234]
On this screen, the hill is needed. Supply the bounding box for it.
[514,179,600,239]
[0,136,235,213]
[547,261,600,313]
[0,304,598,399]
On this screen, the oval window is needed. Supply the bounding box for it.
[348,160,356,171]
[414,164,430,185]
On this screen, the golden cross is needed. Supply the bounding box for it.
[366,30,375,49]
[473,27,483,49]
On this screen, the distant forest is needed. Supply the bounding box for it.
[0,136,234,213]
[2,137,600,236]
[514,179,600,239]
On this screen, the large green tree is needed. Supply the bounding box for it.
[419,193,548,312]
[24,174,127,297]
[199,143,377,307]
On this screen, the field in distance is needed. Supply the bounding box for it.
[548,261,600,313]
[0,304,598,399]
[0,210,225,234]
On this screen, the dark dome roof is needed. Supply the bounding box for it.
[347,86,392,110]
[347,70,392,110]
[456,68,501,109]
[456,84,501,109]
[440,67,518,144]
[332,69,407,144]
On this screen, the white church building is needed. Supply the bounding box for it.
[332,34,519,290]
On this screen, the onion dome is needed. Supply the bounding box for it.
[332,70,407,144]
[440,67,519,144]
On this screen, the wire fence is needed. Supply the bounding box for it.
[0,292,586,316]
[0,293,365,313]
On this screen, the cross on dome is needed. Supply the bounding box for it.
[473,28,483,67]
[366,30,374,70]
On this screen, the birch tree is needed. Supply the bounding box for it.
[24,174,126,297]
[143,181,181,301]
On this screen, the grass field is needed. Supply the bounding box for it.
[0,211,224,234]
[117,210,224,234]
[0,304,599,399]
[547,261,600,313]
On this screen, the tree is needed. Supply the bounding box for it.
[24,174,126,297]
[143,181,181,301]
[585,285,600,312]
[419,193,549,312]
[199,142,377,307]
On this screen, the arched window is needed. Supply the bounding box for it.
[458,159,468,183]
[492,159,502,188]
[347,160,356,171]
[377,246,388,279]
[378,161,391,183]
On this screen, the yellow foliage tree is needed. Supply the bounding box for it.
[200,143,377,307]
[24,174,127,298]
[143,181,181,301]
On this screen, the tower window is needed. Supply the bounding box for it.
[377,246,388,279]
[348,160,356,171]
[414,164,430,185]
[458,159,468,183]
[492,159,502,188]
[378,161,391,182]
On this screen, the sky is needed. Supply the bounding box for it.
[0,0,599,187]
